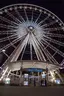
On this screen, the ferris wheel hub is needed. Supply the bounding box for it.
[27,26,35,33]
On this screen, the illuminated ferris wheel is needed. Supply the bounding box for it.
[0,3,64,67]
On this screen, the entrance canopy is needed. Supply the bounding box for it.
[8,60,59,71]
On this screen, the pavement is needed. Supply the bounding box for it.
[0,85,64,96]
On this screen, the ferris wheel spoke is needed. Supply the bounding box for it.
[6,29,18,34]
[41,20,56,28]
[0,30,17,35]
[2,35,27,66]
[39,39,59,65]
[32,34,42,61]
[10,34,29,62]
[38,15,50,25]
[31,37,40,60]
[43,27,63,32]
[7,70,11,77]
[44,35,64,47]
[33,33,55,63]
[42,38,64,58]
[0,38,20,51]
[40,42,56,64]
[9,34,27,47]
[44,47,59,65]
[2,51,9,57]
[14,8,25,22]
[0,23,18,30]
[37,40,51,63]
[2,45,21,67]
[24,8,29,22]
[60,59,64,65]
[35,11,42,23]
[32,34,46,61]
[0,34,27,52]
[44,32,64,38]
[42,48,53,64]
[5,10,21,24]
[0,15,18,26]
[32,34,43,60]
[30,41,33,60]
[33,32,57,64]
[39,44,53,63]
[0,34,17,42]
[21,44,27,60]
[31,10,34,22]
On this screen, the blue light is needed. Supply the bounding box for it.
[55,79,61,84]
[27,68,43,72]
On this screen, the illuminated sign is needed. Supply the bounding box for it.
[27,68,43,72]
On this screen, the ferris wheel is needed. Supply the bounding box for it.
[0,4,64,67]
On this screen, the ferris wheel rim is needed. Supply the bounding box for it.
[0,3,64,67]
[0,3,64,26]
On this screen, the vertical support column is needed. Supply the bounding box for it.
[19,62,23,86]
[38,72,39,81]
[16,70,19,84]
[38,72,39,86]
[46,67,48,86]
[32,72,33,75]
[13,71,15,84]
[32,71,34,85]
[16,70,18,75]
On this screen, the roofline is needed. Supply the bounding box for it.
[9,60,61,67]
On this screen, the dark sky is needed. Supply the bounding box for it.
[0,0,64,22]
